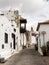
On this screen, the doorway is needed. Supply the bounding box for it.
[12,33,15,49]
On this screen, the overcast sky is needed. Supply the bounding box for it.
[0,0,49,30]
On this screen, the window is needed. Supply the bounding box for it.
[1,24,3,26]
[14,28,16,32]
[5,33,8,43]
[14,10,18,15]
[10,43,12,48]
[12,33,15,49]
[2,44,4,49]
[0,14,4,15]
[11,24,14,27]
[21,24,25,29]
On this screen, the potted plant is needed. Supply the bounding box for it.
[35,44,38,51]
[22,45,26,49]
[41,45,47,56]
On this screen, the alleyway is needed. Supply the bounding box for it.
[0,46,49,65]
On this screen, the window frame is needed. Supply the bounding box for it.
[5,33,8,43]
[2,44,4,49]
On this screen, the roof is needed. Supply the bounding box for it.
[20,19,27,23]
[36,20,49,31]
[19,16,27,23]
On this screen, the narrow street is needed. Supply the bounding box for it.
[0,46,49,65]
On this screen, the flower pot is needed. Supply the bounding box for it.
[35,44,38,51]
[43,51,47,56]
[41,45,47,56]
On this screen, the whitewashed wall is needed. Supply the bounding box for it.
[2,10,19,21]
[0,15,13,59]
[0,15,21,59]
[38,24,49,55]
[16,27,22,52]
[20,34,26,46]
[31,36,36,45]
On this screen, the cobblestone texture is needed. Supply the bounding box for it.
[0,46,49,65]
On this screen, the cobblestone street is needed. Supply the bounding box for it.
[0,46,49,65]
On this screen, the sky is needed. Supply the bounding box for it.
[0,0,49,30]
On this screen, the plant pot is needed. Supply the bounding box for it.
[22,45,26,49]
[41,45,47,56]
[35,47,38,50]
[35,44,38,51]
[0,58,5,63]
[43,51,47,56]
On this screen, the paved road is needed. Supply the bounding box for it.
[0,47,49,65]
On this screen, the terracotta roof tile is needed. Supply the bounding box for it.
[36,20,49,31]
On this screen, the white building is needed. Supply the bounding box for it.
[2,10,22,52]
[2,10,19,21]
[0,10,22,60]
[19,17,27,49]
[36,20,49,55]
[25,28,37,48]
[25,30,31,47]
[3,10,27,49]
[30,27,37,45]
[20,33,26,47]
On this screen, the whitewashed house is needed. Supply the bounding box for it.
[36,20,49,55]
[3,10,27,49]
[2,10,19,21]
[2,10,22,52]
[25,30,31,47]
[25,27,37,48]
[20,33,26,47]
[30,27,37,45]
[0,14,13,59]
[0,10,22,60]
[19,17,27,49]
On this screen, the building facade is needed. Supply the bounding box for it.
[0,10,22,60]
[36,20,49,55]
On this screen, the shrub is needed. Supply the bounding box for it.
[41,45,47,56]
[22,45,26,49]
[35,44,38,51]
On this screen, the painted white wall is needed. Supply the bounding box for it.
[16,27,22,52]
[38,24,49,55]
[0,15,13,59]
[20,33,26,46]
[30,31,36,45]
[0,15,21,59]
[31,36,36,44]
[2,10,19,21]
